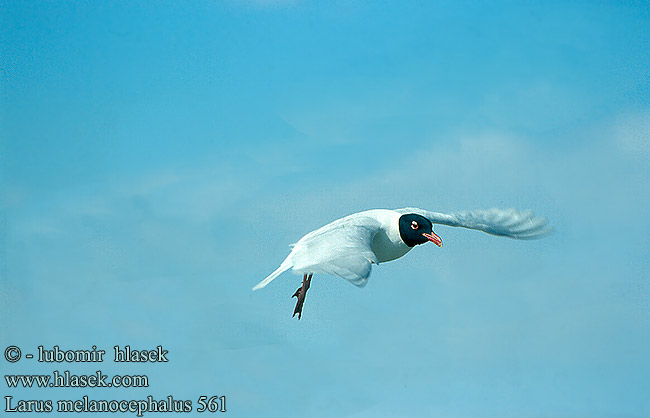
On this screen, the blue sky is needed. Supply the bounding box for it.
[2,1,649,416]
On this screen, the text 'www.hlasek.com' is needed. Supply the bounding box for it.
[3,345,226,415]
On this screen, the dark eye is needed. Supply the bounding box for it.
[411,221,418,230]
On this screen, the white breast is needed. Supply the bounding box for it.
[370,210,412,263]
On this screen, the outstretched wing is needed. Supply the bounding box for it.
[289,213,382,287]
[396,207,551,239]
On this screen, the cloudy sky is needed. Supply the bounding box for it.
[2,1,649,416]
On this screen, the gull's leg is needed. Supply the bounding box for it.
[291,276,304,299]
[292,273,312,320]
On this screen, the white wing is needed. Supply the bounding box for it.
[289,213,382,287]
[396,207,551,239]
[252,212,383,290]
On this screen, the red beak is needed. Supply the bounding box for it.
[422,232,443,247]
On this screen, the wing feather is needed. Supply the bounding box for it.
[289,213,382,287]
[396,207,551,239]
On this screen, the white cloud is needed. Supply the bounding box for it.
[613,110,650,157]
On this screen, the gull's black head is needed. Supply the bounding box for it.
[398,213,443,248]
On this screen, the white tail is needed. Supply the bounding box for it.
[252,258,292,290]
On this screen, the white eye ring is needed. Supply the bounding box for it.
[411,221,418,230]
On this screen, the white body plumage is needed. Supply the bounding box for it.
[253,207,550,290]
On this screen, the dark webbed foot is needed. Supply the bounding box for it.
[292,273,312,320]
